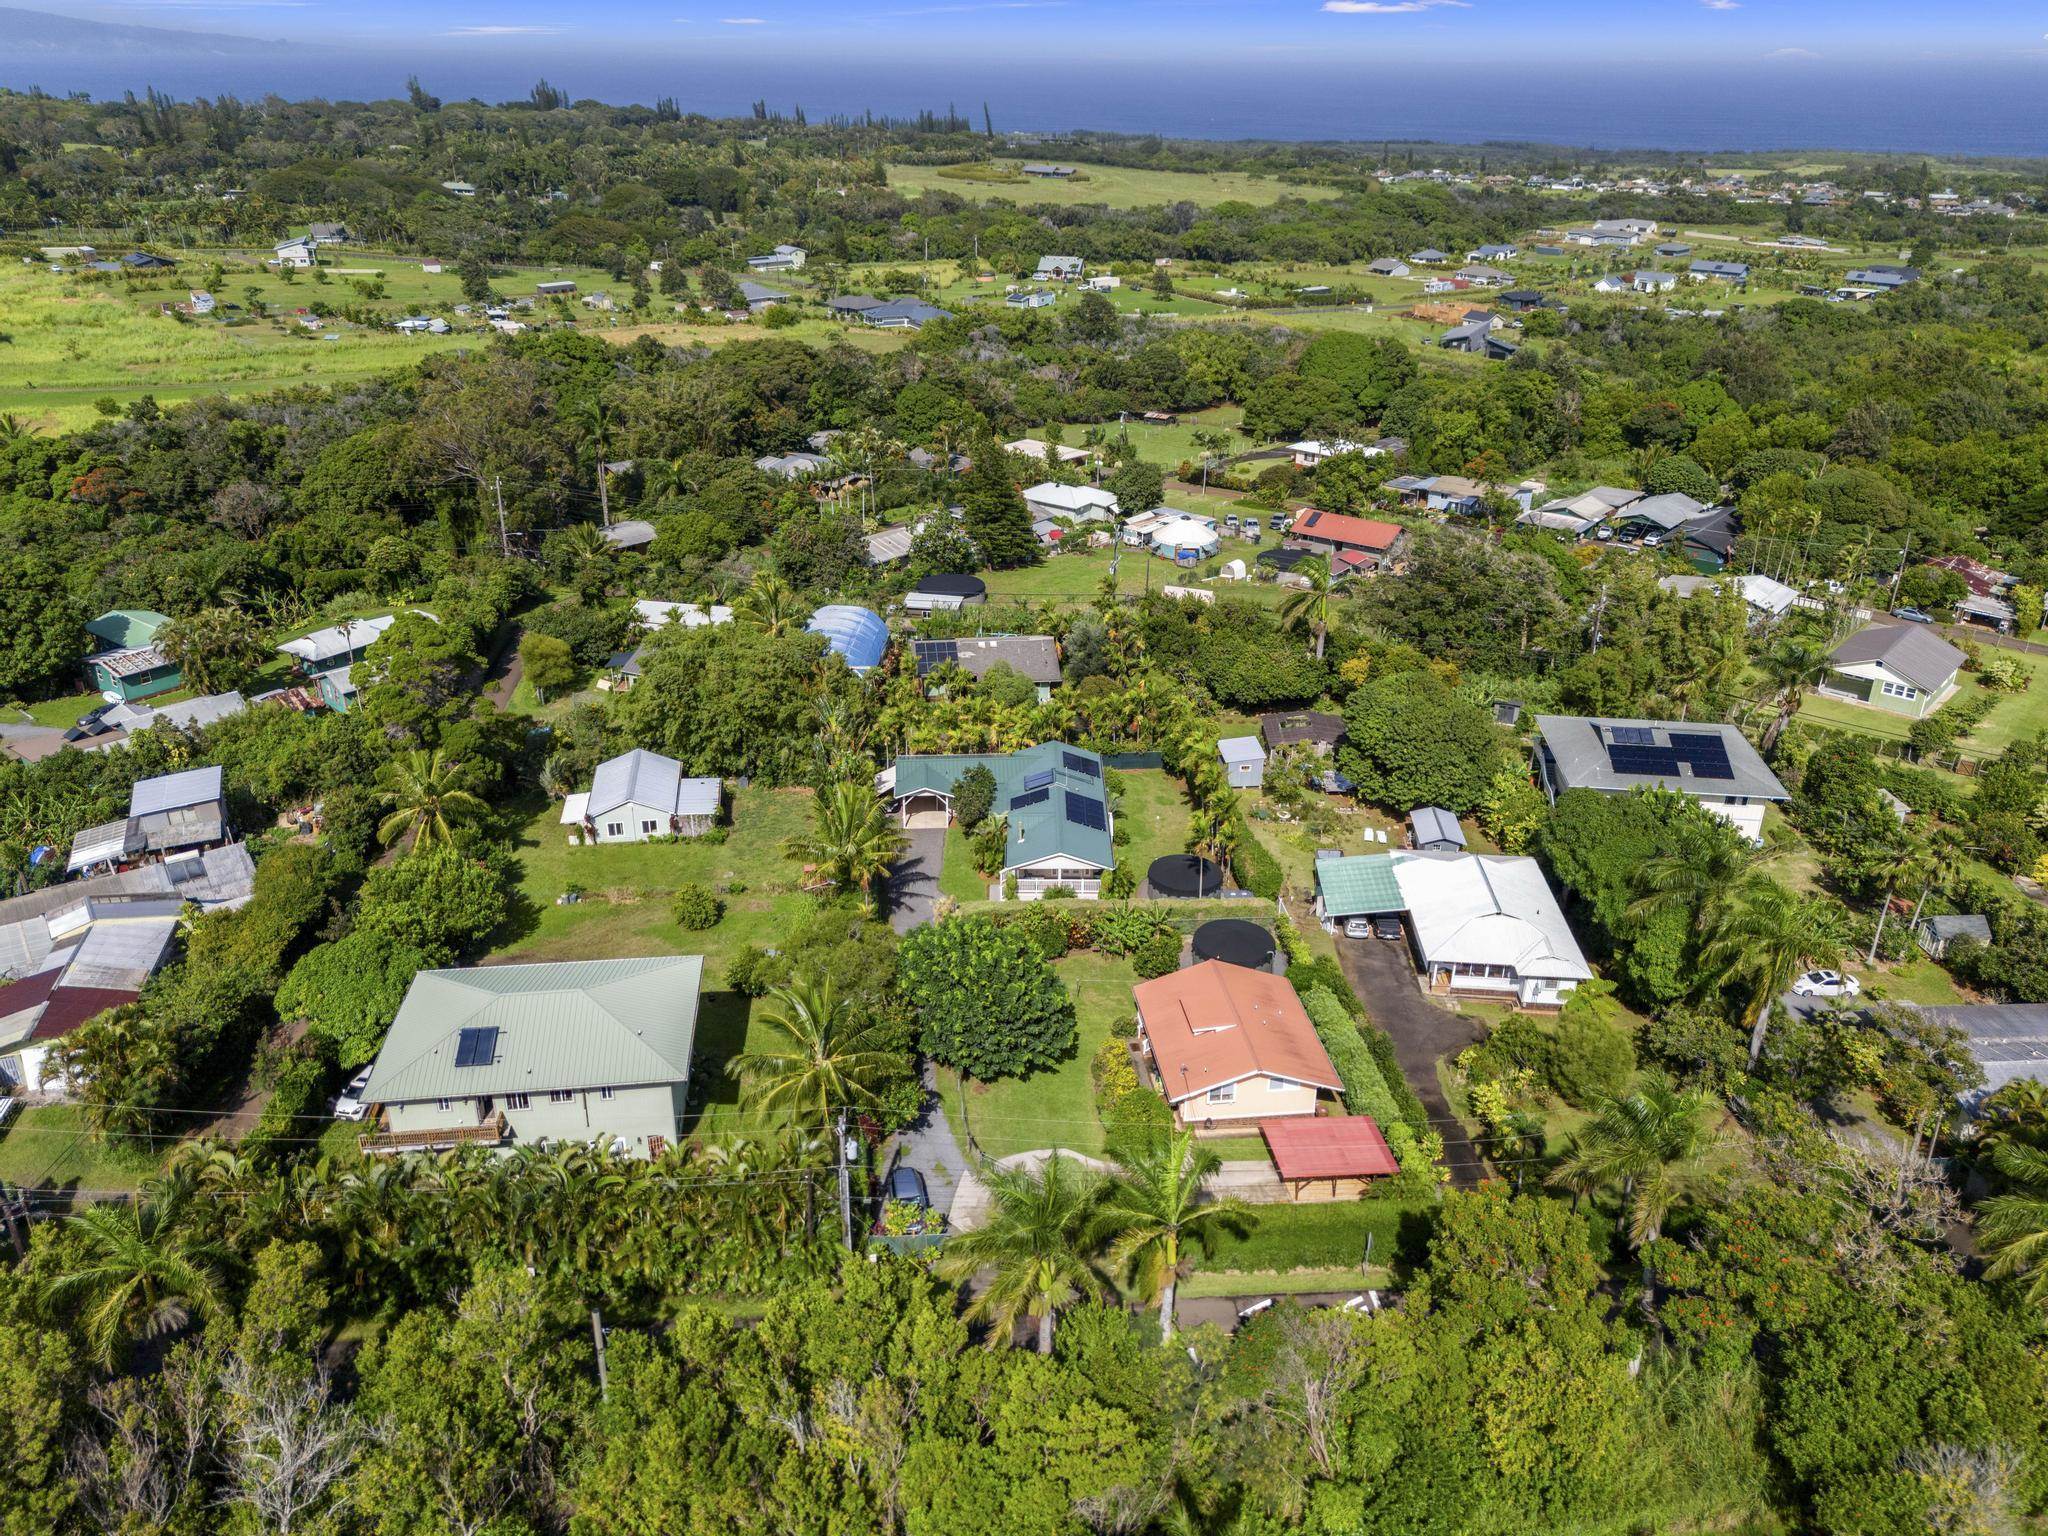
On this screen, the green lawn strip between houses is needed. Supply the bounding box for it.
[0,1104,163,1192]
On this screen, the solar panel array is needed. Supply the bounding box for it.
[1602,726,1737,782]
[454,1025,499,1069]
[1061,751,1100,778]
[1021,768,1055,791]
[911,639,959,675]
[1010,787,1050,811]
[1065,793,1108,831]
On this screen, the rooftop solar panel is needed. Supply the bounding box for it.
[1065,793,1107,831]
[454,1025,499,1069]
[1061,751,1100,778]
[1668,731,1735,781]
[1607,744,1681,776]
[1606,725,1655,746]
[1010,787,1051,811]
[912,639,959,675]
[1021,768,1055,791]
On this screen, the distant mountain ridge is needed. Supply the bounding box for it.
[0,7,289,55]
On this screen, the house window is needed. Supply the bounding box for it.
[605,822,624,837]
[599,1086,615,1101]
[506,1093,530,1110]
[641,820,658,835]
[1206,1082,1237,1105]
[1881,680,1919,700]
[1266,1077,1290,1092]
[548,1090,573,1104]
[436,1098,452,1112]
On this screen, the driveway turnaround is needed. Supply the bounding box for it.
[1335,936,1488,1188]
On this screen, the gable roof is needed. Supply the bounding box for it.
[85,610,171,650]
[738,281,789,304]
[1288,508,1403,552]
[1133,959,1342,1102]
[1024,482,1117,514]
[586,749,719,822]
[1622,492,1711,529]
[862,298,952,326]
[1409,806,1466,848]
[363,956,703,1104]
[1391,853,1590,980]
[1259,710,1344,749]
[1218,735,1264,767]
[826,293,884,311]
[278,614,395,666]
[1828,623,1966,693]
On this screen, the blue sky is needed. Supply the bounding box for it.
[44,0,2048,68]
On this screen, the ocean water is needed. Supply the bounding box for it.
[3,49,2045,157]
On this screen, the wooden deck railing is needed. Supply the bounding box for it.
[360,1110,506,1154]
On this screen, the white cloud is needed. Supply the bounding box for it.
[444,22,565,32]
[1699,0,1740,10]
[1762,45,1819,58]
[1323,0,1469,14]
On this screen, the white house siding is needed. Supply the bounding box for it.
[1422,962,1577,1009]
[1003,857,1106,901]
[1169,1075,1318,1129]
[588,799,676,844]
[384,1081,684,1156]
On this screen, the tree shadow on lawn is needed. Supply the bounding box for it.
[683,989,753,1133]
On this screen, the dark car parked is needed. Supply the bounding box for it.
[886,1166,930,1208]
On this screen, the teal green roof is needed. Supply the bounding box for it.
[363,956,703,1104]
[891,742,1114,873]
[85,609,171,650]
[1316,854,1404,917]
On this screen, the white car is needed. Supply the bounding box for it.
[330,1066,374,1121]
[1792,969,1861,999]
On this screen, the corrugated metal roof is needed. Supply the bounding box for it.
[129,765,222,819]
[364,956,703,1104]
[1315,854,1404,918]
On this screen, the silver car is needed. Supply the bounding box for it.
[329,1066,374,1121]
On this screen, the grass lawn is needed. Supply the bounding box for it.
[1188,1197,1430,1274]
[1180,1265,1390,1298]
[1858,954,1969,1006]
[1027,405,1251,470]
[938,825,988,904]
[945,950,1138,1160]
[886,160,1341,209]
[980,544,1292,610]
[491,787,827,1137]
[11,692,114,729]
[1115,769,1196,878]
[1797,651,2048,763]
[0,1104,164,1192]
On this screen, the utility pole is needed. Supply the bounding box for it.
[835,1109,854,1250]
[493,476,511,559]
[589,1309,609,1400]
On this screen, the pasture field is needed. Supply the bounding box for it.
[887,160,1341,209]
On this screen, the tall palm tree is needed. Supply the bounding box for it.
[1095,1129,1253,1340]
[1276,555,1335,660]
[1699,873,1845,1066]
[937,1152,1110,1354]
[785,780,907,916]
[734,572,805,637]
[1627,833,1774,936]
[1754,629,1835,750]
[579,395,615,527]
[376,749,490,851]
[1548,1082,1716,1319]
[40,1195,229,1366]
[1981,1141,2048,1308]
[729,977,898,1132]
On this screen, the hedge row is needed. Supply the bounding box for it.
[1300,986,1404,1125]
[1231,831,1284,899]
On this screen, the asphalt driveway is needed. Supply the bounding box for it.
[1335,936,1488,1188]
[887,827,947,935]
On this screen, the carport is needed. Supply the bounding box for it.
[1313,852,1406,931]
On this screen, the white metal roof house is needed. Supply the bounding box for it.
[1533,715,1788,842]
[278,614,395,674]
[1392,852,1591,1009]
[1518,486,1643,536]
[1023,483,1118,523]
[561,750,721,843]
[633,599,732,631]
[1218,736,1265,789]
[1035,255,1084,281]
[358,956,703,1156]
[746,244,807,271]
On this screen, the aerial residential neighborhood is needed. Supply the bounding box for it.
[0,60,2043,1536]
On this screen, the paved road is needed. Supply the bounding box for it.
[887,827,947,935]
[1335,936,1488,1188]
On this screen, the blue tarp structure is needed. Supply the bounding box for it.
[806,605,890,673]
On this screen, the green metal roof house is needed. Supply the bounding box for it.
[882,742,1114,898]
[359,956,703,1157]
[83,610,181,702]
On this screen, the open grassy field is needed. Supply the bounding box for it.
[0,1104,165,1193]
[979,543,1293,609]
[887,160,1341,209]
[491,788,827,1136]
[1189,1197,1429,1274]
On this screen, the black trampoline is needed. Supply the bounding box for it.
[1147,854,1223,899]
[1191,918,1275,970]
[913,573,988,602]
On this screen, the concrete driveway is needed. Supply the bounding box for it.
[887,1065,978,1224]
[887,827,947,935]
[1335,936,1488,1187]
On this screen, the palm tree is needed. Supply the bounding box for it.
[1699,873,1845,1066]
[1548,1082,1716,1319]
[1277,555,1335,660]
[376,748,490,851]
[40,1195,229,1366]
[1627,833,1774,936]
[1095,1129,1253,1340]
[734,572,805,637]
[1754,628,1835,750]
[729,977,898,1132]
[785,780,907,916]
[1190,429,1231,495]
[937,1152,1110,1353]
[579,395,614,527]
[1981,1141,2048,1308]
